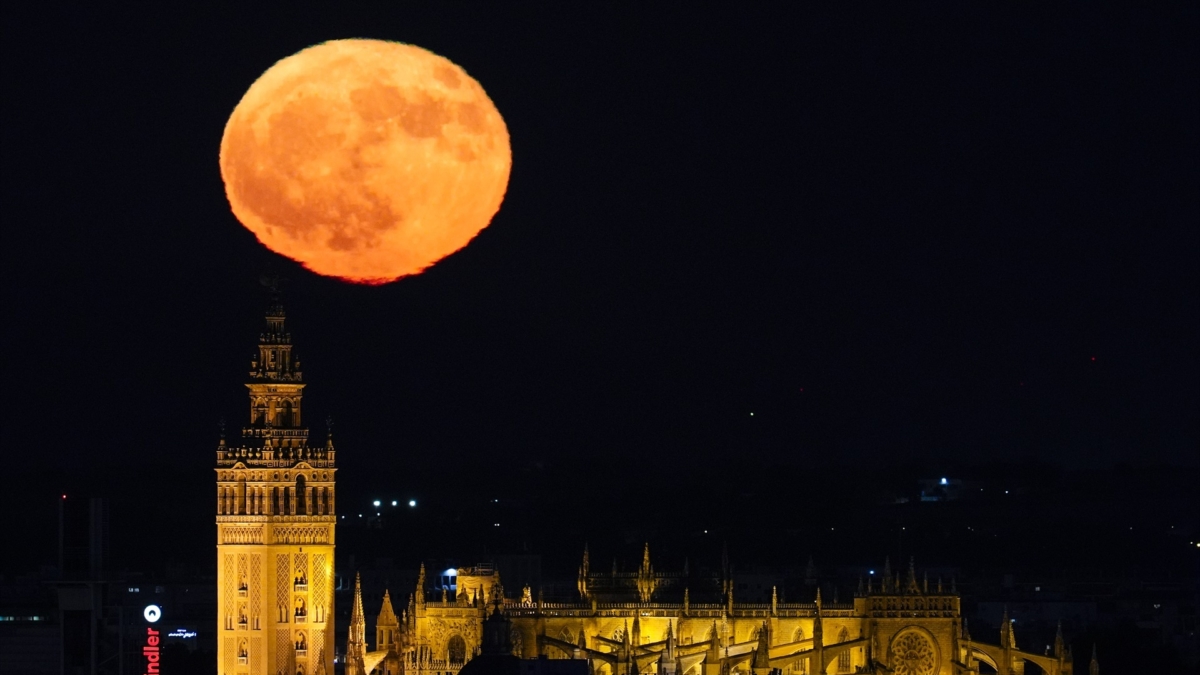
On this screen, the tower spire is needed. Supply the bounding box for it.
[216,293,336,672]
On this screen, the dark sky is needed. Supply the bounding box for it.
[3,5,1196,484]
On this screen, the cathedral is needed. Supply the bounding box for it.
[214,301,1088,675]
[347,547,1080,675]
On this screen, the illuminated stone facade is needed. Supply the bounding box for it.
[216,299,336,675]
[356,550,1075,675]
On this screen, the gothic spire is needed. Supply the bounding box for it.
[1000,607,1016,650]
[813,588,824,643]
[1090,644,1099,675]
[377,589,398,627]
[415,564,426,607]
[753,622,770,670]
[345,573,367,675]
[905,557,921,594]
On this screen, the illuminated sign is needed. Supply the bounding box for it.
[143,603,162,673]
[144,627,161,673]
[168,629,197,639]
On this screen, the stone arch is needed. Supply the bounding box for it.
[887,626,940,675]
[970,647,998,672]
[295,474,306,514]
[447,634,467,663]
[275,399,292,427]
[787,625,808,674]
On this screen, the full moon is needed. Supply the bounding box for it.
[220,39,511,283]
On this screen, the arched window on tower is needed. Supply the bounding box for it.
[838,628,851,671]
[296,475,306,514]
[277,400,293,427]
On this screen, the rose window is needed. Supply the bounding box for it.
[891,631,936,675]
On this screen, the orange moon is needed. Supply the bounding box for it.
[219,39,511,283]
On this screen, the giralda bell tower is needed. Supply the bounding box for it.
[216,297,336,675]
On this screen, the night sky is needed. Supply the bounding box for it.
[3,5,1196,493]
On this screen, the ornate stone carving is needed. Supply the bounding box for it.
[273,525,330,544]
[890,629,937,675]
[222,526,264,544]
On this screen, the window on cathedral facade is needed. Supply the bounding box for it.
[838,628,851,671]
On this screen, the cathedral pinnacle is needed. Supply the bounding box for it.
[345,573,367,675]
[905,557,921,594]
[753,621,770,669]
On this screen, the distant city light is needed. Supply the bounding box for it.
[392,500,398,507]
[869,570,875,575]
[750,412,755,416]
[409,499,417,507]
[372,500,381,507]
[494,523,500,527]
[940,477,948,485]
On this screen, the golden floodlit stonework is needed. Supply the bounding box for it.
[345,547,1077,675]
[216,299,336,675]
[212,302,1082,675]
